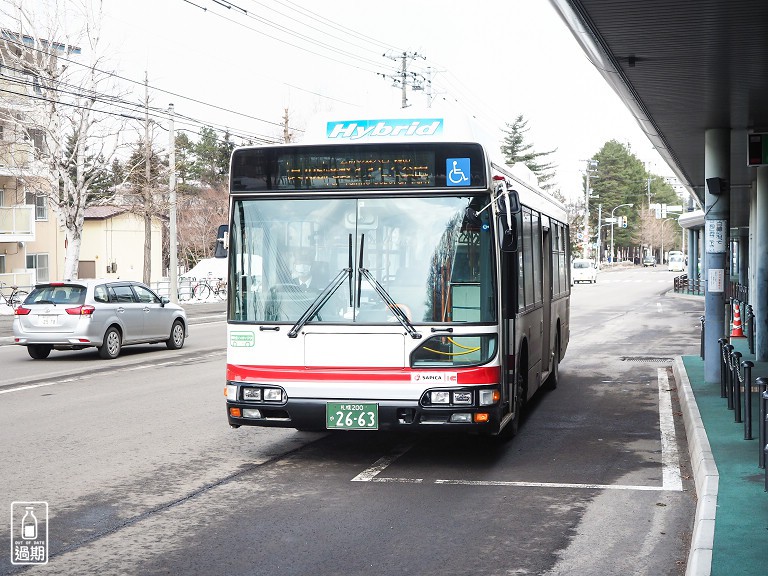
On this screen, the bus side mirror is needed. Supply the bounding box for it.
[215,224,229,258]
[495,181,519,252]
[500,219,518,252]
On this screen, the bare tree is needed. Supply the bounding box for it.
[0,0,130,279]
[177,185,229,269]
[632,208,680,259]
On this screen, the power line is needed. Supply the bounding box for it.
[187,0,388,74]
[0,31,303,134]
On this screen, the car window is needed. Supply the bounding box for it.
[133,285,159,304]
[110,285,136,303]
[26,285,86,305]
[94,284,110,303]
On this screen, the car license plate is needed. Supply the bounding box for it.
[38,315,57,326]
[326,402,378,430]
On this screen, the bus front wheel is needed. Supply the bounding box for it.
[497,368,526,441]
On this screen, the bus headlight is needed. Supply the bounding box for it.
[225,385,237,401]
[452,391,472,405]
[242,387,262,401]
[430,391,450,404]
[263,388,283,402]
[479,389,500,406]
[450,413,472,423]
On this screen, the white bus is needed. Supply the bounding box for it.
[224,112,570,437]
[667,250,685,272]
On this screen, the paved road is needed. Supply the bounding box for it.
[0,267,701,575]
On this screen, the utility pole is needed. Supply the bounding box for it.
[283,108,291,143]
[425,66,433,108]
[143,72,152,285]
[596,203,602,269]
[583,159,598,258]
[168,103,178,303]
[380,51,425,108]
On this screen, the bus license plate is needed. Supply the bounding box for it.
[326,402,378,430]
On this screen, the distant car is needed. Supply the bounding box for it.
[12,279,188,359]
[642,256,657,267]
[571,258,598,283]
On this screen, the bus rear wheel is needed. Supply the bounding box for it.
[545,334,560,390]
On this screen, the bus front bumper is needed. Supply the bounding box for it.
[225,398,505,434]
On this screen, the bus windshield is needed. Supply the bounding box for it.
[228,194,497,325]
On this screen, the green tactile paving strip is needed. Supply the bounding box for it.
[682,349,768,575]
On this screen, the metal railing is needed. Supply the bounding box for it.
[718,338,767,491]
[759,377,768,491]
[673,274,704,295]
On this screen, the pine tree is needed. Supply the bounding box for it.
[500,114,558,189]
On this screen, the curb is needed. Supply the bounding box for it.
[673,356,717,576]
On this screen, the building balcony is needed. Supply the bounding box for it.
[0,205,35,241]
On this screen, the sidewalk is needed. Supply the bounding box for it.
[675,337,768,576]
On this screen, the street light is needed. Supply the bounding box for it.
[609,203,633,265]
[660,218,675,263]
[582,159,598,257]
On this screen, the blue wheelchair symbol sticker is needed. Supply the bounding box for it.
[446,158,471,187]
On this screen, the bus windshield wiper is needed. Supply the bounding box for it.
[358,267,421,340]
[287,267,351,338]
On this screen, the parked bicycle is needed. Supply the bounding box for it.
[0,282,29,309]
[192,277,227,301]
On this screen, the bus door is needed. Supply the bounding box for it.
[541,221,553,375]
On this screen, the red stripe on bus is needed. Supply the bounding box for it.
[226,365,500,385]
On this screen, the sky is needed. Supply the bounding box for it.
[23,0,676,200]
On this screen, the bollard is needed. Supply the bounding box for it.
[747,305,755,355]
[700,316,706,360]
[742,361,754,440]
[732,351,742,423]
[759,377,768,469]
[725,344,735,409]
[719,338,728,398]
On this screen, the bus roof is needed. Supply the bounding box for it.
[234,107,567,222]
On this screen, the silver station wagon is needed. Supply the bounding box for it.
[13,280,188,359]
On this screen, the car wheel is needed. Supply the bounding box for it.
[27,344,52,359]
[99,326,122,359]
[166,319,185,350]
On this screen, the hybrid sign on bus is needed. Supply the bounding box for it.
[326,118,444,140]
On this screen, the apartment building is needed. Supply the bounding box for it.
[0,30,163,292]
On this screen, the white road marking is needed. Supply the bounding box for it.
[0,352,224,395]
[658,367,683,491]
[352,369,685,493]
[351,444,414,482]
[434,480,667,491]
[0,381,58,395]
